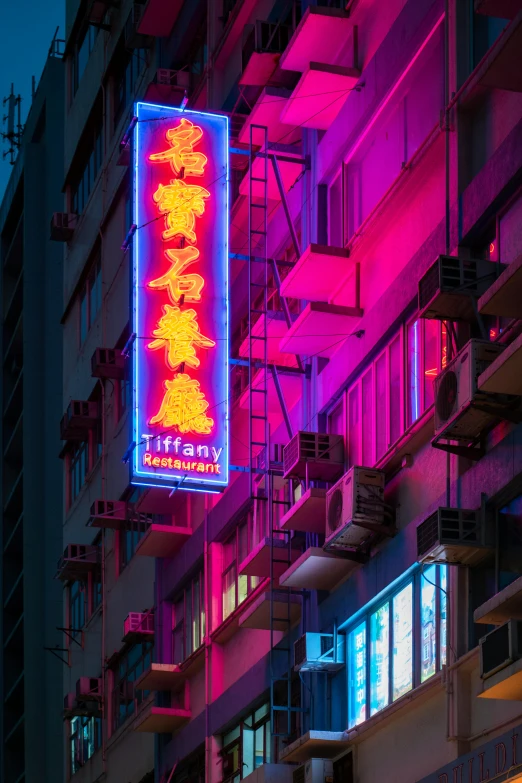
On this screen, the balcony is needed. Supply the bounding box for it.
[280,6,351,73]
[279,302,363,358]
[280,244,351,301]
[134,523,192,558]
[279,547,358,591]
[239,311,298,366]
[135,663,185,692]
[279,730,351,763]
[479,253,522,319]
[56,544,100,581]
[478,332,522,395]
[474,575,522,625]
[280,488,326,533]
[475,0,521,19]
[135,0,183,36]
[134,703,191,733]
[238,87,296,146]
[240,20,292,87]
[239,536,301,581]
[238,590,301,631]
[88,500,129,530]
[238,145,305,201]
[478,656,522,700]
[280,64,360,130]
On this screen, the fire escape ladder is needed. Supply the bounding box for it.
[248,123,270,499]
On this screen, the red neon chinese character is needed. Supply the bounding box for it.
[153,180,210,243]
[148,246,204,303]
[149,373,214,434]
[149,118,207,177]
[148,304,215,371]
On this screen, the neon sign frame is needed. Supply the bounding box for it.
[131,102,229,492]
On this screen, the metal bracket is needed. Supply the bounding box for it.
[44,646,69,666]
[472,402,522,425]
[57,626,83,647]
[432,438,485,461]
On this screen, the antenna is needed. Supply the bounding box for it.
[2,84,23,165]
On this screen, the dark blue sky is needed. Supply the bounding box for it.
[0,0,65,202]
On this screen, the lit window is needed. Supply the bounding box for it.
[70,715,102,775]
[407,318,445,427]
[172,571,205,664]
[221,703,271,782]
[347,567,447,728]
[222,513,260,621]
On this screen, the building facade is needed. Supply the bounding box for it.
[0,52,65,783]
[58,1,522,782]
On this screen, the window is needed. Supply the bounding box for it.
[70,715,102,775]
[119,514,149,570]
[71,110,104,214]
[69,580,86,640]
[113,47,147,129]
[173,571,205,664]
[222,515,261,621]
[69,441,89,505]
[347,566,447,728]
[112,641,153,731]
[173,752,205,783]
[221,703,271,783]
[79,254,102,345]
[72,25,98,96]
[406,318,446,428]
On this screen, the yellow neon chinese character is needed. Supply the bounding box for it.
[149,373,214,434]
[153,180,210,243]
[148,304,215,371]
[149,118,207,177]
[148,246,204,304]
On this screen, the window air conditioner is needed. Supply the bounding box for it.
[480,620,522,679]
[434,339,508,442]
[89,499,129,529]
[293,759,333,783]
[416,507,494,566]
[418,255,505,321]
[156,68,192,90]
[91,348,125,380]
[283,431,344,481]
[324,467,387,553]
[76,677,102,702]
[123,611,154,639]
[60,400,99,440]
[50,212,77,242]
[294,633,344,673]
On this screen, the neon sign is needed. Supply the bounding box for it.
[132,103,229,491]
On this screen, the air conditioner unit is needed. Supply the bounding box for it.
[283,432,344,481]
[324,467,387,553]
[76,677,102,702]
[293,759,333,783]
[50,212,77,242]
[91,348,125,380]
[418,255,505,321]
[480,620,522,679]
[416,507,494,566]
[156,68,191,90]
[88,499,129,529]
[64,692,98,717]
[57,544,100,580]
[434,339,508,442]
[294,633,345,673]
[123,612,154,640]
[60,400,99,440]
[125,4,152,49]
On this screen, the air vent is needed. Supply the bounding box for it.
[417,507,493,566]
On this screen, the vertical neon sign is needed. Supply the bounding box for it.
[132,102,229,491]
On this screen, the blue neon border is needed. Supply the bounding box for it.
[131,101,229,492]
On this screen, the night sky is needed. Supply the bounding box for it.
[0,0,64,202]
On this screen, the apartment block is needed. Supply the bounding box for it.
[57,1,522,783]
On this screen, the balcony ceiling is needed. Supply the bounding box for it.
[280,65,360,130]
[280,7,352,72]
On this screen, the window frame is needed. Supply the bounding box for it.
[222,513,261,622]
[347,566,447,729]
[111,640,154,733]
[69,713,102,776]
[78,253,102,346]
[172,569,205,664]
[221,702,271,783]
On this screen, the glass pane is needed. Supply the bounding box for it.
[329,173,342,246]
[348,621,366,728]
[80,291,88,344]
[392,583,413,700]
[238,521,249,564]
[389,336,401,444]
[424,320,439,410]
[407,320,421,427]
[193,577,200,650]
[370,603,389,716]
[440,565,447,667]
[348,387,360,467]
[362,369,373,465]
[223,566,236,619]
[421,565,437,682]
[243,727,254,776]
[375,353,387,460]
[238,573,248,606]
[254,725,265,768]
[186,585,193,656]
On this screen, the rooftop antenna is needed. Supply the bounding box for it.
[2,84,23,165]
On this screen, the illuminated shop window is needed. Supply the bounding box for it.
[111,641,153,731]
[221,703,271,783]
[172,570,205,664]
[70,714,102,775]
[222,513,261,621]
[347,566,447,729]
